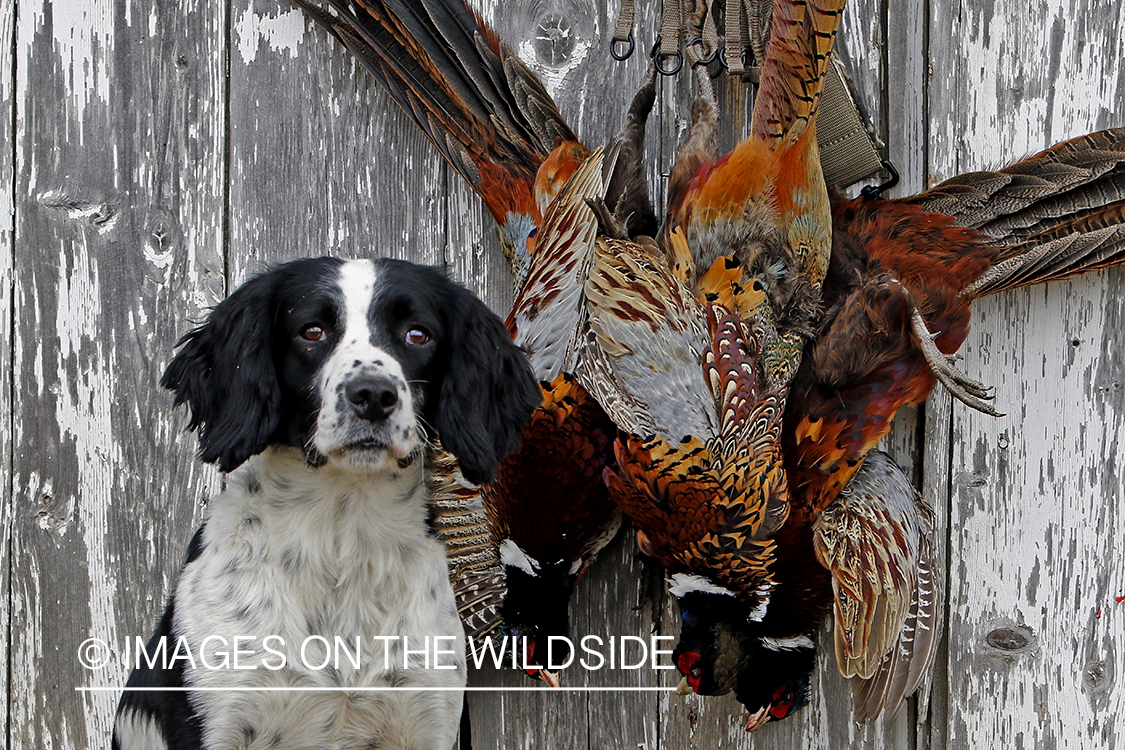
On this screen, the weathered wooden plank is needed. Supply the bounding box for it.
[926,0,1125,747]
[884,0,927,196]
[1,0,15,742]
[9,1,226,747]
[947,274,1125,747]
[919,386,954,750]
[228,0,446,282]
[446,180,512,314]
[837,0,885,149]
[12,0,1125,747]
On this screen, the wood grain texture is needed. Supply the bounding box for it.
[1,0,14,739]
[883,0,927,197]
[228,0,446,280]
[4,0,1124,748]
[9,1,226,748]
[927,0,1125,747]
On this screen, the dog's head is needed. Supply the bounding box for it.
[162,257,539,483]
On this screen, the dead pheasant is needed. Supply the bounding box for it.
[492,100,663,680]
[665,0,843,392]
[765,126,1125,723]
[578,0,847,727]
[581,234,791,636]
[293,0,662,685]
[667,124,1125,727]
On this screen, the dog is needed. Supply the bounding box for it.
[113,257,539,750]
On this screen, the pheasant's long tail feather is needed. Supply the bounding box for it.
[904,128,1125,297]
[425,445,505,642]
[962,202,1125,296]
[752,0,848,143]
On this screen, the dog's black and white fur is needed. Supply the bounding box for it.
[114,257,539,750]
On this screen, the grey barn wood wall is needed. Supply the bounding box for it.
[2,0,1123,748]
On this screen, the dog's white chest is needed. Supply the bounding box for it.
[174,452,466,750]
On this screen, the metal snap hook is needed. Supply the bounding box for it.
[861,161,902,200]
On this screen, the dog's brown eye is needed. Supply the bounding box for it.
[301,325,327,342]
[405,328,430,346]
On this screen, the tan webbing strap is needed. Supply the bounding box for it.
[683,23,718,102]
[815,58,886,187]
[740,0,885,186]
[696,0,720,62]
[614,0,636,44]
[660,0,684,65]
[611,0,887,187]
[724,0,748,76]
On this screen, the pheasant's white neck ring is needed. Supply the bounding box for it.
[499,539,542,576]
[667,573,737,599]
[761,635,815,652]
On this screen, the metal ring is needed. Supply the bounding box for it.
[717,47,754,72]
[687,38,719,67]
[611,33,635,61]
[655,50,683,76]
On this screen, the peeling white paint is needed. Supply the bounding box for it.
[55,237,123,741]
[515,38,591,102]
[952,271,1124,746]
[141,238,174,270]
[234,7,306,65]
[22,0,116,143]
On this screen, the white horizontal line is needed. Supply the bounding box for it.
[78,686,676,693]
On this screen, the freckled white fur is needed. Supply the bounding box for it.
[315,260,418,468]
[114,708,168,750]
[498,538,540,576]
[174,447,465,749]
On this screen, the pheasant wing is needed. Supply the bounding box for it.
[908,128,1125,233]
[812,451,925,682]
[850,503,940,722]
[508,147,616,381]
[580,237,716,442]
[905,128,1125,296]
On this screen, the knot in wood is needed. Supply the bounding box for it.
[1082,659,1111,692]
[985,626,1033,652]
[533,14,576,67]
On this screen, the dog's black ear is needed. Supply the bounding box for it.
[161,273,282,472]
[435,285,540,485]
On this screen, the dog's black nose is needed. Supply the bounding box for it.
[346,377,399,421]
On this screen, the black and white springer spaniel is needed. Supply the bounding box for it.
[113,257,539,750]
